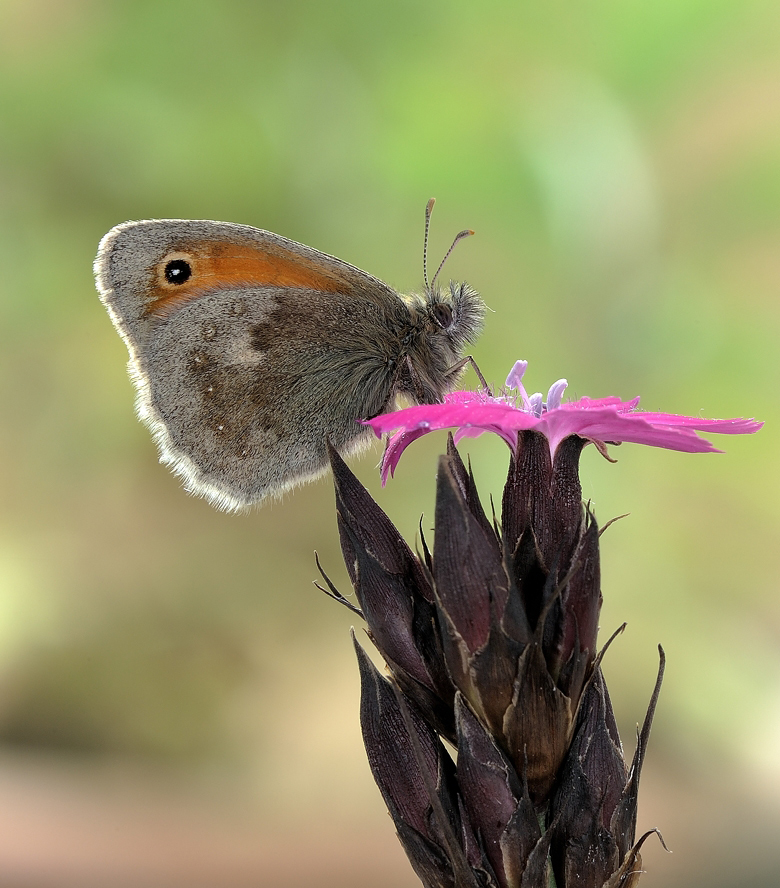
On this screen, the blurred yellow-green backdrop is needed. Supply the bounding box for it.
[0,1,778,885]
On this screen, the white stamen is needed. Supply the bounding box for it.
[546,379,568,411]
[505,360,528,390]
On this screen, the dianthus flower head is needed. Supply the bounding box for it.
[367,359,763,482]
[321,360,762,888]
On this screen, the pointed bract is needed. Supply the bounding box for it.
[333,447,457,738]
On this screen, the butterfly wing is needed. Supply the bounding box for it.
[95,220,402,510]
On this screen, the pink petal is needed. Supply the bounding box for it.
[380,427,431,483]
[364,369,763,485]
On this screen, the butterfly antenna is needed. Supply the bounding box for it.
[423,197,436,291]
[430,227,474,290]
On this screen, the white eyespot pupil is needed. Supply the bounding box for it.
[164,259,191,284]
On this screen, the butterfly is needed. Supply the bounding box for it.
[95,199,485,511]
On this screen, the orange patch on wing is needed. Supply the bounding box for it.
[146,241,348,318]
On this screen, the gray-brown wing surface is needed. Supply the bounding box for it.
[95,219,404,510]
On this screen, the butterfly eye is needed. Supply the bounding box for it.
[164,258,192,285]
[432,303,453,329]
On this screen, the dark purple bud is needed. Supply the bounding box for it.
[433,453,523,740]
[344,519,433,688]
[331,445,456,737]
[455,694,542,888]
[355,634,440,837]
[502,432,585,579]
[549,671,624,887]
[329,442,432,600]
[434,453,509,655]
[354,635,482,888]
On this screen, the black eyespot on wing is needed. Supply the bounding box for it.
[432,302,453,329]
[164,258,192,285]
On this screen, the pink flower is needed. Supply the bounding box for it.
[367,360,763,483]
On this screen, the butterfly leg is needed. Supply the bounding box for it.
[445,355,491,395]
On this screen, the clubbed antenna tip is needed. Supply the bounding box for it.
[422,197,475,291]
[423,197,436,290]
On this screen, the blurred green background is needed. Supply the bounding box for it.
[0,0,777,885]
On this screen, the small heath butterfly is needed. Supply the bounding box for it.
[94,200,485,511]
